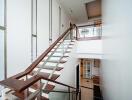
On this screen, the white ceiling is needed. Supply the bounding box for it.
[57,0,95,24]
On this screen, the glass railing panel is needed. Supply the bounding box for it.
[47,84,76,100]
[78,25,102,40]
[48,90,77,100]
[49,91,69,100]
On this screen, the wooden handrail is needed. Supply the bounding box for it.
[0,26,76,93]
[0,74,76,92]
[25,27,72,74]
[0,25,81,100]
[10,26,74,79]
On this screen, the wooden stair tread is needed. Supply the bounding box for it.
[12,91,25,99]
[38,72,60,80]
[30,72,60,81]
[31,83,55,93]
[0,78,26,91]
[0,72,58,93]
[45,84,55,92]
[38,96,49,100]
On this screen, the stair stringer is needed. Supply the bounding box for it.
[47,41,79,100]
[54,41,78,90]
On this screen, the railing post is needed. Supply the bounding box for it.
[72,91,73,100]
[39,79,42,99]
[70,29,72,41]
[70,23,73,41]
[62,38,65,56]
[76,26,78,40]
[76,90,77,100]
[79,89,81,100]
[68,87,70,100]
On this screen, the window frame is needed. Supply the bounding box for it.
[0,0,7,79]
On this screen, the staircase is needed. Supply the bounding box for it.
[0,25,81,100]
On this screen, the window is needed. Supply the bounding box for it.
[0,0,6,81]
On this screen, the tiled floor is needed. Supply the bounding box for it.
[80,77,93,100]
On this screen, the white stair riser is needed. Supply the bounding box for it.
[54,45,73,48]
[57,43,74,46]
[38,62,64,68]
[43,57,67,62]
[51,49,71,52]
[33,68,61,75]
[48,53,69,56]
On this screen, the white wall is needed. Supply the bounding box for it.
[37,0,71,56]
[52,0,70,42]
[76,40,103,54]
[6,0,71,77]
[37,0,49,57]
[101,0,132,100]
[61,8,70,33]
[7,0,31,77]
[76,40,103,59]
[52,0,60,42]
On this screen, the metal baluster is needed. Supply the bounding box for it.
[68,87,70,100]
[79,89,81,100]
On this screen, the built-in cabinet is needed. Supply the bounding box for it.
[80,59,100,79]
[83,60,92,79]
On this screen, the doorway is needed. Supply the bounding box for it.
[79,59,100,100]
